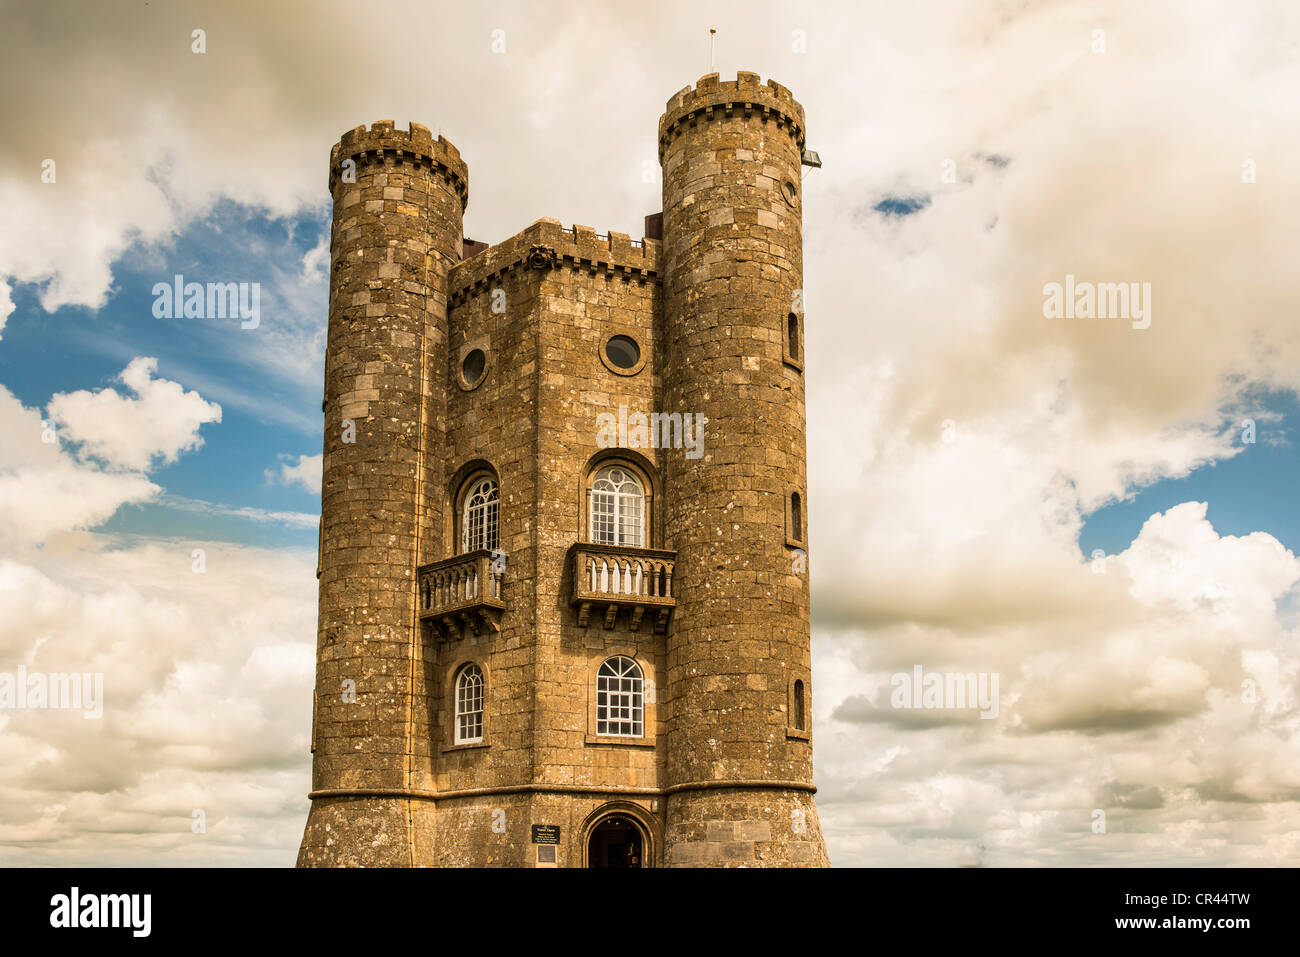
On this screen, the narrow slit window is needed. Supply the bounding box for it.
[793,679,806,731]
[788,312,800,362]
[791,491,803,542]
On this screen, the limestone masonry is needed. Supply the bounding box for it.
[297,72,829,867]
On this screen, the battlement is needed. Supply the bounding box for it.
[658,72,806,161]
[328,121,469,209]
[449,217,659,307]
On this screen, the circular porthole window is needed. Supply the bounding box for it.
[461,348,487,389]
[601,334,644,375]
[782,179,799,207]
[605,335,639,369]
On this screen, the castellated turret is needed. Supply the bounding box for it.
[297,122,463,866]
[299,75,827,868]
[659,73,827,865]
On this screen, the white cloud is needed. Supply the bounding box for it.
[46,357,221,471]
[817,502,1300,865]
[272,453,321,496]
[300,235,328,281]
[162,493,319,530]
[0,541,316,866]
[0,373,316,865]
[0,280,12,338]
[0,385,160,548]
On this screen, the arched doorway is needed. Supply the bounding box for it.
[587,814,645,869]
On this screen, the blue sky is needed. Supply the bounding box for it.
[1,204,328,549]
[1080,391,1299,558]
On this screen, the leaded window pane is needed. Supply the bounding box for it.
[589,466,644,547]
[596,656,644,738]
[461,478,500,552]
[455,665,484,744]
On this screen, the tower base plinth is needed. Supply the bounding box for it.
[297,795,437,868]
[662,786,829,867]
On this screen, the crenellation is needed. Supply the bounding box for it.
[658,73,806,165]
[330,121,468,207]
[448,219,660,309]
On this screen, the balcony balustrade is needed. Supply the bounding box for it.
[418,549,505,640]
[570,543,676,633]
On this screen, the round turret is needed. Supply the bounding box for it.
[659,73,827,866]
[298,121,465,867]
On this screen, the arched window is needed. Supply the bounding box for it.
[460,476,499,553]
[455,664,484,744]
[793,679,806,731]
[596,656,644,738]
[791,491,803,542]
[590,466,644,547]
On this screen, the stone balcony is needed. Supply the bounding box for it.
[418,549,505,639]
[570,543,676,633]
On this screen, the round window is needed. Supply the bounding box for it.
[782,180,798,207]
[462,348,486,387]
[604,335,640,370]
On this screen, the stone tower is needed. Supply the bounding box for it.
[297,122,463,866]
[659,73,827,865]
[299,73,828,868]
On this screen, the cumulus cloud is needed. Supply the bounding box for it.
[776,1,1300,864]
[816,502,1300,864]
[0,542,316,865]
[271,453,322,495]
[0,0,662,351]
[0,386,160,548]
[46,357,221,471]
[0,373,317,864]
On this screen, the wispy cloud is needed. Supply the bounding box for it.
[159,493,319,530]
